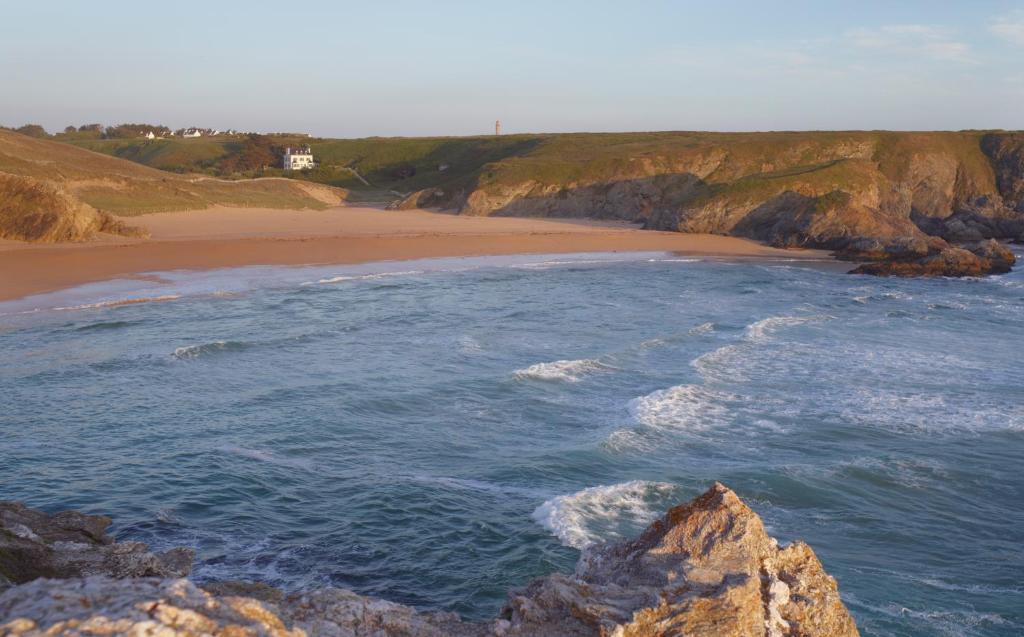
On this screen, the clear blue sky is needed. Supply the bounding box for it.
[2,1,1023,136]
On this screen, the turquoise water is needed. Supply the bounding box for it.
[2,252,1022,636]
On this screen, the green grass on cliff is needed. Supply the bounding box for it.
[0,130,340,219]
[54,129,1020,213]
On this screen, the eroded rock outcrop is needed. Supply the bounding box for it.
[0,502,193,590]
[851,238,1016,277]
[0,484,858,636]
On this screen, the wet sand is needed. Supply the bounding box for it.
[0,205,831,301]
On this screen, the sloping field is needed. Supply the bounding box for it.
[0,130,347,240]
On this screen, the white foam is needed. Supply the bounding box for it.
[629,384,732,432]
[602,428,656,452]
[744,315,831,343]
[646,257,703,263]
[514,358,612,382]
[532,480,677,549]
[172,340,245,360]
[51,295,181,312]
[688,321,715,335]
[458,335,482,353]
[312,270,424,285]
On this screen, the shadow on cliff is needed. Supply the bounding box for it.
[372,137,546,198]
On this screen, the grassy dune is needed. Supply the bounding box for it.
[0,130,347,240]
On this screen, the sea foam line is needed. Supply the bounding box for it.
[50,295,182,312]
[310,270,425,285]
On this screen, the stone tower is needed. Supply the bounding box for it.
[495,120,501,136]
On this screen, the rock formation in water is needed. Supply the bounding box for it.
[0,484,859,636]
[0,502,192,588]
[851,238,1016,277]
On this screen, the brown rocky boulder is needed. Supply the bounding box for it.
[852,238,1016,277]
[0,502,193,589]
[500,482,858,637]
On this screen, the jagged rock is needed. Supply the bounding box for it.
[0,502,193,586]
[499,482,858,636]
[0,485,857,636]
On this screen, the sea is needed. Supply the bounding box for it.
[1,251,1022,637]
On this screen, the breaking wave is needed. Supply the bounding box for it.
[173,340,250,360]
[310,270,424,285]
[532,480,678,549]
[629,384,732,431]
[514,358,613,382]
[744,314,831,343]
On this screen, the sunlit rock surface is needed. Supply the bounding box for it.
[0,484,858,636]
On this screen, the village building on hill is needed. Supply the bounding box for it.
[283,146,316,170]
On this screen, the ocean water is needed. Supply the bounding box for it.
[2,251,1022,636]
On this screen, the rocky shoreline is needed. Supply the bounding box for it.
[392,131,1024,278]
[1,484,859,636]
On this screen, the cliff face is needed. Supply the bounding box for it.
[397,131,1023,275]
[0,484,859,637]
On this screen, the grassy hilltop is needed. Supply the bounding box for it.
[0,130,345,241]
[63,130,1024,220]
[8,128,1024,268]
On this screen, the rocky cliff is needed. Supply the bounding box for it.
[0,484,859,636]
[396,131,1024,276]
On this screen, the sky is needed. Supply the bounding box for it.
[1,1,1023,137]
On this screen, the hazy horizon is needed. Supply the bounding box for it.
[2,1,1023,137]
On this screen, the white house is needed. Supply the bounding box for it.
[182,128,202,138]
[283,146,315,170]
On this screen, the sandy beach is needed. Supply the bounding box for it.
[0,204,830,301]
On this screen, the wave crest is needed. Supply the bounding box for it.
[744,315,831,343]
[173,340,249,360]
[532,480,678,549]
[628,384,731,431]
[514,359,612,382]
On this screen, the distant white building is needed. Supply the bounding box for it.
[283,146,315,170]
[144,131,156,139]
[182,129,202,138]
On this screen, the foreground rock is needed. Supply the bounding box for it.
[0,484,858,636]
[0,502,193,590]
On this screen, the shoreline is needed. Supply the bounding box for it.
[0,205,834,302]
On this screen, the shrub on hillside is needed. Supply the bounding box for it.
[15,124,48,138]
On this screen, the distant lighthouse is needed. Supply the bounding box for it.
[495,119,501,136]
